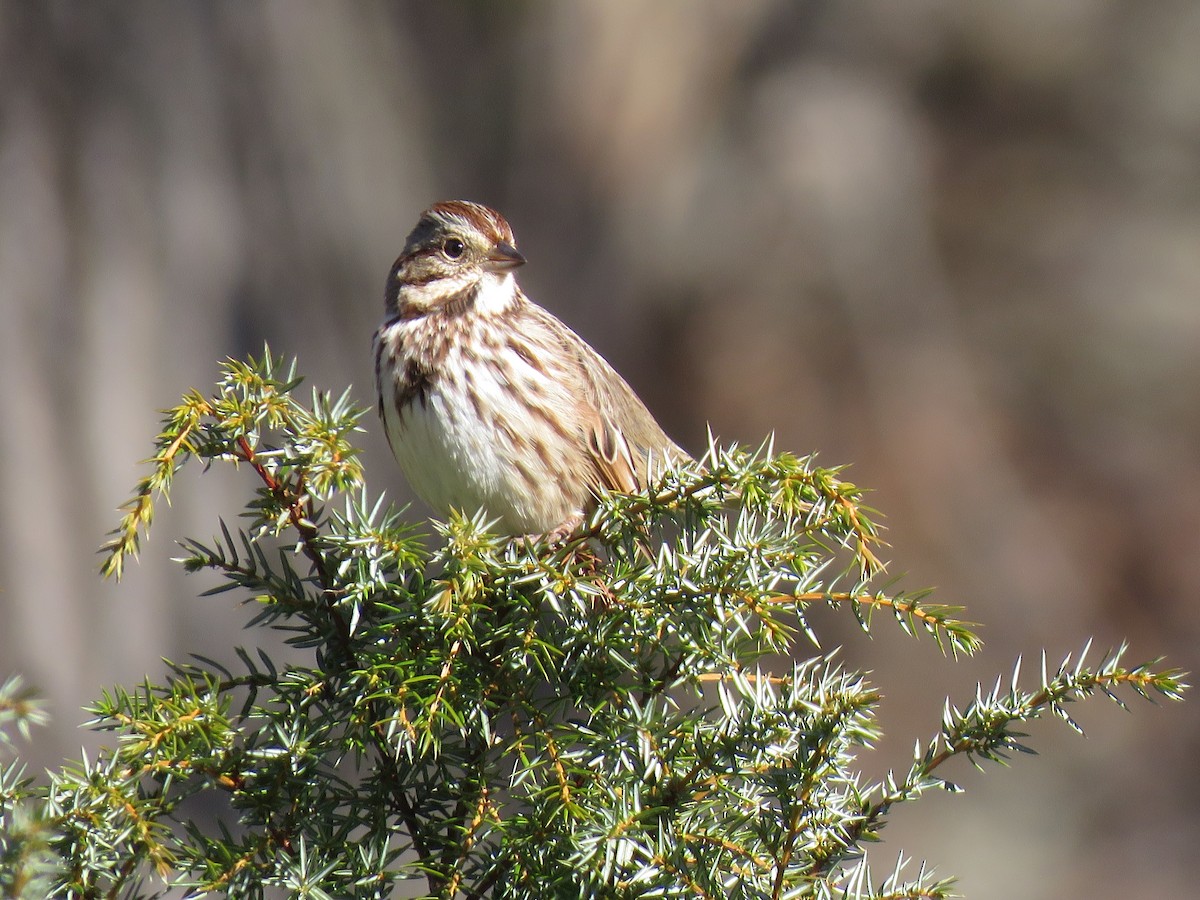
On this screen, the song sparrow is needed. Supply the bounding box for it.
[373,200,687,537]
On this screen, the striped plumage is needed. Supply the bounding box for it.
[373,200,686,536]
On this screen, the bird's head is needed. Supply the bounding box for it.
[387,200,526,318]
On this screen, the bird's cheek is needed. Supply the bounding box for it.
[398,278,450,313]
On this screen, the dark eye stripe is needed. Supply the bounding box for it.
[399,244,459,265]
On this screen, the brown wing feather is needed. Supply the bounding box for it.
[521,302,687,494]
[586,415,640,494]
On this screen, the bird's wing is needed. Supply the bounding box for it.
[525,304,686,495]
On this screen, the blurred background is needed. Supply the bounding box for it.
[1,1,1197,896]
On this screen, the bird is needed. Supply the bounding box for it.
[373,200,687,538]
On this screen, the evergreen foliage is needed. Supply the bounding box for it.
[0,350,1186,898]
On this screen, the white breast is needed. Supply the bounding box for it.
[384,372,519,527]
[376,311,585,535]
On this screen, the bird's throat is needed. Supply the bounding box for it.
[469,272,520,317]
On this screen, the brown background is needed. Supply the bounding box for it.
[1,2,1197,896]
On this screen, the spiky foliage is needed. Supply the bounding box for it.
[0,349,1186,899]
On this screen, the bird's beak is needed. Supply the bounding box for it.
[484,241,526,272]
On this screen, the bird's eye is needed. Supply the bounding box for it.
[442,238,465,259]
